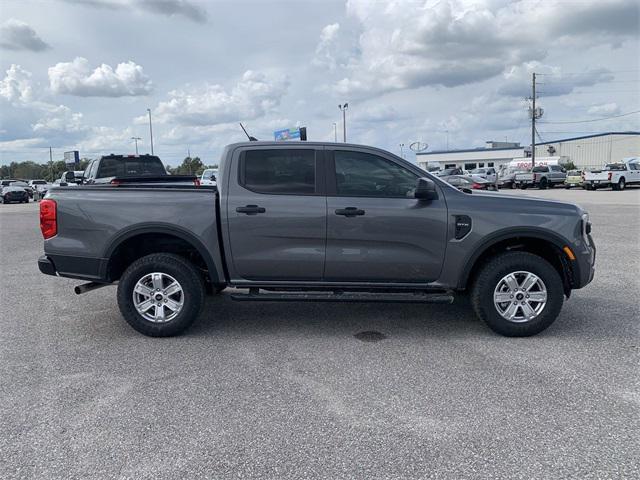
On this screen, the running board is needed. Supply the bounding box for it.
[230,290,455,304]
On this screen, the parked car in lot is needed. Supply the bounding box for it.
[39,141,595,338]
[564,170,583,189]
[437,167,464,177]
[441,175,496,190]
[515,165,567,189]
[58,171,85,187]
[583,158,640,191]
[200,168,218,186]
[29,179,50,197]
[1,185,29,203]
[497,168,527,189]
[469,167,496,182]
[1,179,33,197]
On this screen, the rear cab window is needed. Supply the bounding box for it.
[97,156,166,178]
[240,149,318,195]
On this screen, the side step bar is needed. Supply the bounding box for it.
[231,289,455,304]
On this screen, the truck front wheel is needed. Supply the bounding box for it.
[117,253,205,337]
[471,252,564,337]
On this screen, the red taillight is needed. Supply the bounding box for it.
[110,179,121,185]
[608,172,612,181]
[471,183,483,189]
[193,178,201,187]
[40,199,57,239]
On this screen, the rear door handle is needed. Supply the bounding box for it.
[335,207,365,217]
[236,205,266,215]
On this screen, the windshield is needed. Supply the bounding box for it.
[532,166,547,172]
[567,170,580,176]
[31,180,47,184]
[471,168,486,174]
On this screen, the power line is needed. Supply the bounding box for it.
[536,69,640,75]
[538,110,640,124]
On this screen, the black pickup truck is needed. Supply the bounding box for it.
[39,142,596,338]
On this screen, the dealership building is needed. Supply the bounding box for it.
[416,132,639,171]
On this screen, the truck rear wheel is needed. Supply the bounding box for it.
[615,177,626,191]
[471,252,564,337]
[539,178,548,190]
[117,253,205,337]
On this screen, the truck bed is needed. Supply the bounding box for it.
[42,186,222,282]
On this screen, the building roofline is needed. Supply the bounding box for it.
[416,146,524,156]
[534,131,639,145]
[416,131,639,155]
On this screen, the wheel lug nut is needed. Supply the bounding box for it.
[513,301,517,305]
[510,295,514,298]
[526,294,530,298]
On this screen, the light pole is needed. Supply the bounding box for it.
[399,143,405,158]
[147,108,154,155]
[338,103,348,142]
[333,122,337,142]
[131,136,142,155]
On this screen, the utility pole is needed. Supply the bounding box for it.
[338,103,348,142]
[147,108,154,155]
[531,72,536,168]
[49,147,53,181]
[131,137,141,155]
[333,122,337,142]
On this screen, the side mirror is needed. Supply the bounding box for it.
[415,177,438,200]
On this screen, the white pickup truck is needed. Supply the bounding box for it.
[583,158,640,191]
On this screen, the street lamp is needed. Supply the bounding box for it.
[338,103,348,142]
[147,108,154,155]
[333,122,337,142]
[131,136,142,155]
[399,143,405,158]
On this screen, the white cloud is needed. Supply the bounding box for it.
[48,57,153,97]
[147,70,289,126]
[498,63,615,98]
[0,64,34,102]
[321,0,638,98]
[0,64,90,146]
[64,0,207,23]
[587,103,621,116]
[0,19,50,51]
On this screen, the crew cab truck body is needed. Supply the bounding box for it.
[39,142,595,337]
[514,164,567,189]
[583,158,640,191]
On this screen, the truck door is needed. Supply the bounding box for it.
[226,147,326,281]
[324,148,448,283]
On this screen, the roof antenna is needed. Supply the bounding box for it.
[239,122,258,141]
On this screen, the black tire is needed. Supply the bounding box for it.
[539,178,548,190]
[471,252,564,337]
[617,177,626,191]
[117,253,205,337]
[565,184,570,189]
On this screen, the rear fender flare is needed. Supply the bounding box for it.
[101,223,222,284]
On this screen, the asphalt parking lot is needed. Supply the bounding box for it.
[1,188,639,479]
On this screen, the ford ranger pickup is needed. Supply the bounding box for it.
[38,142,596,337]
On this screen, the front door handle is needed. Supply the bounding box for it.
[335,207,365,217]
[236,205,266,215]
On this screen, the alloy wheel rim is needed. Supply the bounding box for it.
[493,271,547,323]
[132,272,184,323]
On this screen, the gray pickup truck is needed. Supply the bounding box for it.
[38,142,595,337]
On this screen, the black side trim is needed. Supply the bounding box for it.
[101,224,221,284]
[458,227,580,289]
[38,255,57,276]
[43,254,108,282]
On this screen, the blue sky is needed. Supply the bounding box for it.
[1,0,638,166]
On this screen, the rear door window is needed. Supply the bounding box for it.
[241,149,317,195]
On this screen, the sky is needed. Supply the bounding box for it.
[0,0,638,166]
